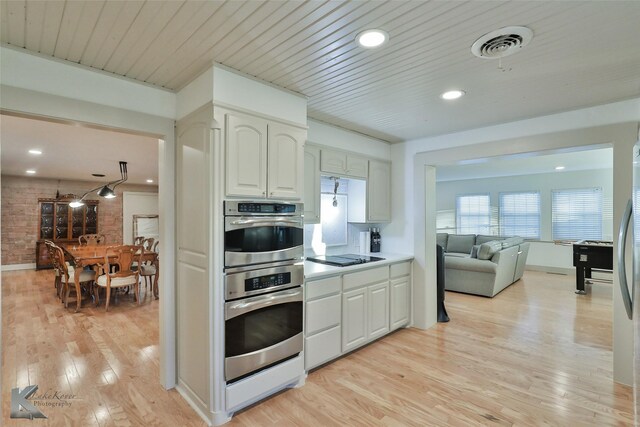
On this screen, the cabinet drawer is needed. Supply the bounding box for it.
[306,294,341,335]
[305,325,341,370]
[306,276,341,300]
[343,266,389,291]
[390,261,411,278]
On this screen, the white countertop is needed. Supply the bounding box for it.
[304,252,414,279]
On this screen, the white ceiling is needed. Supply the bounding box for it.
[1,1,639,143]
[0,114,158,184]
[436,147,613,182]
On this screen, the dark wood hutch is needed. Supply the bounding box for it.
[36,197,99,269]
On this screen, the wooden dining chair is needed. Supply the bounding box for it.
[54,245,96,308]
[139,240,159,297]
[94,245,142,311]
[133,236,145,246]
[79,233,106,246]
[46,241,76,299]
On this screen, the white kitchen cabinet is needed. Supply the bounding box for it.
[367,282,389,340]
[342,266,389,353]
[303,145,321,223]
[367,160,391,222]
[346,160,392,223]
[226,112,269,197]
[342,287,368,353]
[390,261,411,331]
[304,276,342,370]
[320,148,368,179]
[226,111,305,199]
[268,123,305,199]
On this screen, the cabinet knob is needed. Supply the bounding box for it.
[270,192,274,196]
[262,191,266,196]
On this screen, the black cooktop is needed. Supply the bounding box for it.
[306,253,386,267]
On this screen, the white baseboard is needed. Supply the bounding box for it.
[526,265,574,275]
[175,381,214,426]
[1,263,37,271]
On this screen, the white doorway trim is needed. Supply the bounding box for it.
[0,86,177,389]
[412,122,638,385]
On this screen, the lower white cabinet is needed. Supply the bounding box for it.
[390,261,411,331]
[368,282,390,340]
[390,277,410,331]
[305,260,411,371]
[342,287,368,352]
[305,276,342,370]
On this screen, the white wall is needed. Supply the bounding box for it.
[436,168,613,271]
[213,65,307,126]
[307,118,391,160]
[0,46,175,119]
[123,192,159,244]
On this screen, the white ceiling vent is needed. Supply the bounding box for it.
[471,26,533,59]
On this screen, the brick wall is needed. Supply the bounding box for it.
[1,175,157,266]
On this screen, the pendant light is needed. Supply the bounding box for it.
[70,161,128,208]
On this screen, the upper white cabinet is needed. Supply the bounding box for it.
[320,148,368,179]
[226,111,305,200]
[367,160,392,222]
[268,123,305,199]
[303,145,321,223]
[226,113,268,197]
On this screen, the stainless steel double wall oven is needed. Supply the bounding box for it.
[223,201,304,383]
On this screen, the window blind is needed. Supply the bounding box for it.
[552,188,602,240]
[499,192,541,239]
[456,194,491,234]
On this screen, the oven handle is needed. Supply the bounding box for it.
[225,288,302,320]
[227,217,302,229]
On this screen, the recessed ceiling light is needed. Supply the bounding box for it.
[441,90,465,100]
[146,179,154,183]
[555,166,565,170]
[28,149,42,155]
[26,170,36,174]
[356,29,388,48]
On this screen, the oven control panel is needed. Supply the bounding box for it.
[245,272,292,292]
[237,202,297,214]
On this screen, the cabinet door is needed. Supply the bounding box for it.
[346,155,368,178]
[320,149,347,175]
[390,276,410,330]
[304,145,321,223]
[226,112,268,197]
[367,282,389,340]
[342,287,367,353]
[367,160,391,222]
[267,123,305,199]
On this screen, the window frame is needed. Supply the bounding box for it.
[455,193,492,235]
[498,191,541,239]
[551,187,603,241]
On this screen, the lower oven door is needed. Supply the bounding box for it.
[225,287,303,382]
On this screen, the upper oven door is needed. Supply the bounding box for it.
[224,216,303,267]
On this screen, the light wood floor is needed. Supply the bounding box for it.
[2,270,633,426]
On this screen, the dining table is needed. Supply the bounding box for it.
[61,244,159,312]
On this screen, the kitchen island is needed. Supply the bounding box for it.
[303,252,414,370]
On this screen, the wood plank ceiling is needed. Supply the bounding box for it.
[2,1,640,143]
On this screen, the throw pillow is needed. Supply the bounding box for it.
[477,240,503,260]
[470,244,480,258]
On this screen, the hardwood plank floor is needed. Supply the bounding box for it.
[2,269,632,426]
[1,269,206,427]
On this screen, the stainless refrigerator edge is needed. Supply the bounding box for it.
[619,137,640,426]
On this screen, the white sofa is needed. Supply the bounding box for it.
[437,233,530,297]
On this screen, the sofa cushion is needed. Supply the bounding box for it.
[477,240,503,260]
[444,256,498,273]
[446,252,470,258]
[446,234,476,254]
[501,236,524,249]
[475,235,506,245]
[436,233,449,249]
